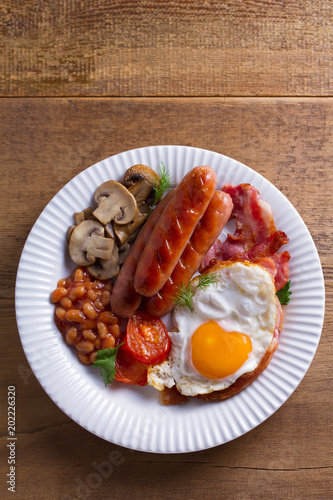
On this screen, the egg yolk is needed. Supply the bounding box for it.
[191,321,252,379]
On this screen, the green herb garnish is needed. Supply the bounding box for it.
[173,273,218,312]
[197,273,218,291]
[173,282,195,312]
[149,159,172,213]
[93,343,125,386]
[276,280,292,305]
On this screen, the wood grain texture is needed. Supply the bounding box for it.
[1,0,333,97]
[0,97,332,499]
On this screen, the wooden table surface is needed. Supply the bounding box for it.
[1,1,332,499]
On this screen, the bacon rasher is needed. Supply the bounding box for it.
[200,184,290,290]
[220,183,276,259]
[269,251,290,290]
[234,231,291,291]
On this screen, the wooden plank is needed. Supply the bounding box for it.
[1,0,333,97]
[1,97,332,499]
[1,97,332,298]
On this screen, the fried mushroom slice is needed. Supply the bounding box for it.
[124,164,159,206]
[118,242,131,265]
[93,181,137,225]
[113,202,150,244]
[67,225,76,242]
[68,220,114,266]
[74,207,93,225]
[87,242,120,280]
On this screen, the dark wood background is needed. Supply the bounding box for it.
[1,1,332,499]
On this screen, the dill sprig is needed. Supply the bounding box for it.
[173,283,195,312]
[197,273,218,291]
[151,159,172,209]
[173,273,218,312]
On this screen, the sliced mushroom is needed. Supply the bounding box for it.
[124,164,159,206]
[104,222,116,239]
[127,181,155,206]
[118,242,131,265]
[87,242,120,280]
[74,207,93,225]
[124,164,159,187]
[74,211,85,225]
[68,220,114,266]
[126,226,141,243]
[113,202,149,244]
[93,180,137,226]
[67,225,76,242]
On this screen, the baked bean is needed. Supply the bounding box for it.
[101,290,111,305]
[87,289,97,301]
[65,327,78,345]
[82,302,97,319]
[76,339,94,354]
[82,329,97,342]
[65,309,85,323]
[60,297,72,309]
[68,285,86,300]
[94,338,101,350]
[57,278,67,288]
[51,287,68,303]
[74,268,84,282]
[102,334,116,349]
[97,322,108,339]
[55,306,66,320]
[94,299,105,311]
[78,352,92,365]
[81,319,97,330]
[110,324,121,339]
[90,351,97,363]
[98,311,118,324]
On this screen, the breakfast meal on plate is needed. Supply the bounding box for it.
[51,162,291,404]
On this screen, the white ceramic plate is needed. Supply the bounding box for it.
[15,146,325,453]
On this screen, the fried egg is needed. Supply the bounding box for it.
[148,261,278,397]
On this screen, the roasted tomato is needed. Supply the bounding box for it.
[125,311,171,365]
[115,345,148,386]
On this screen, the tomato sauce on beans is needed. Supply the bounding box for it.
[51,267,121,365]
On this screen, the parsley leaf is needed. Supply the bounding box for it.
[93,343,125,387]
[276,280,292,305]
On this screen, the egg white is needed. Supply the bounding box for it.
[148,261,277,397]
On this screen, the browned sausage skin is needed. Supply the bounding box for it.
[144,191,233,317]
[110,191,175,318]
[134,166,217,297]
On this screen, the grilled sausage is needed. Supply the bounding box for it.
[144,191,233,316]
[110,191,174,317]
[134,166,217,297]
